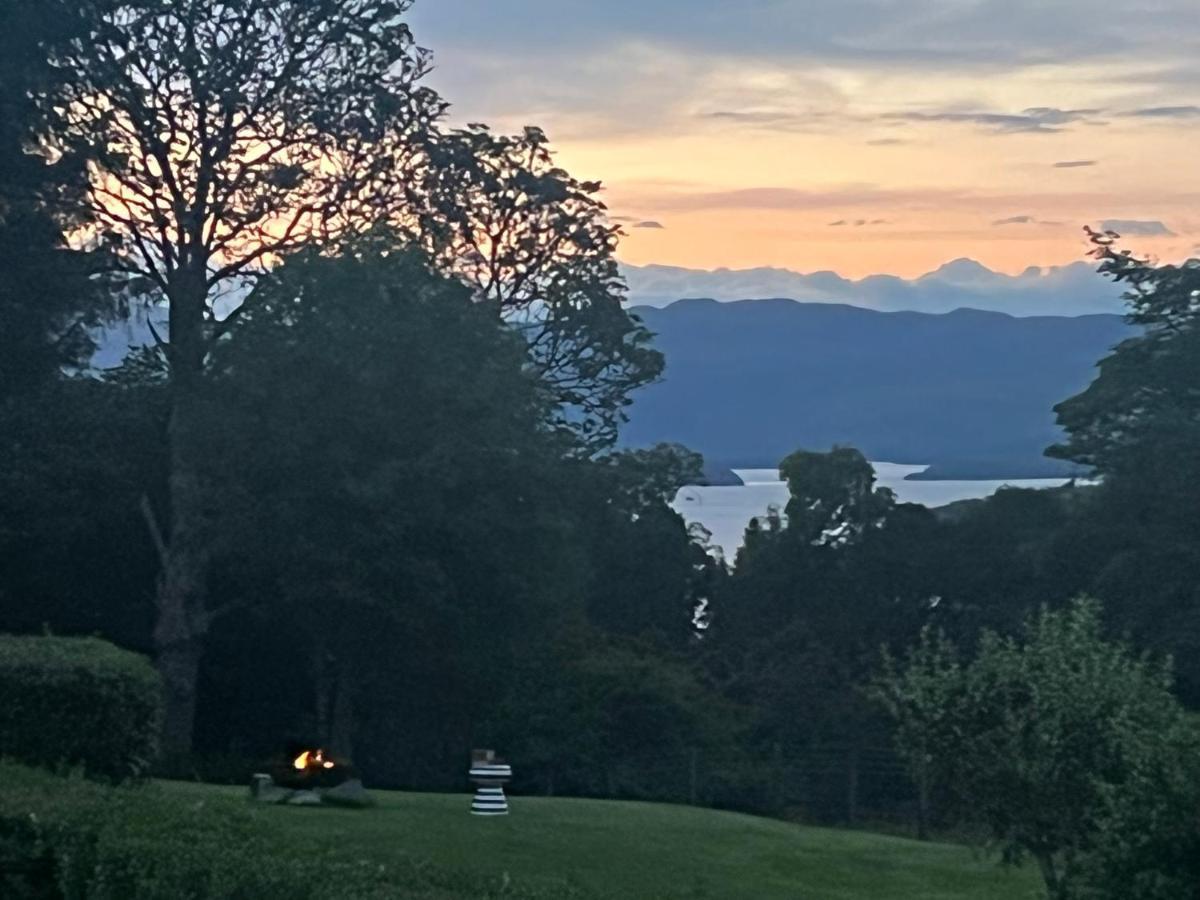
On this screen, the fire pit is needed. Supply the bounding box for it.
[249,744,371,807]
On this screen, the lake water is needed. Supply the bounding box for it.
[672,463,1074,562]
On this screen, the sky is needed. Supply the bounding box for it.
[407,0,1200,278]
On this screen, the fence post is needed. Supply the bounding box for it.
[688,746,699,805]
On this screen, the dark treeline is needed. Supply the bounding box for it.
[2,4,1199,894]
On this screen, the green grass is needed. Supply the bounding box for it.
[163,781,1043,899]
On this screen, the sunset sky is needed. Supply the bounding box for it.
[409,0,1200,278]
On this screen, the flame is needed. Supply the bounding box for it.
[292,749,335,771]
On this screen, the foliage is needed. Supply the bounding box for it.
[19,0,664,759]
[778,446,894,547]
[709,446,942,823]
[0,0,113,401]
[0,636,161,782]
[36,0,441,298]
[0,377,164,649]
[1046,232,1200,703]
[192,243,586,772]
[0,762,581,900]
[872,627,962,839]
[494,632,747,804]
[877,599,1192,899]
[1068,719,1200,900]
[1050,230,1200,479]
[414,124,664,448]
[568,443,722,645]
[23,0,449,757]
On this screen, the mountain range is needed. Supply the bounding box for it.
[621,259,1126,317]
[622,298,1133,479]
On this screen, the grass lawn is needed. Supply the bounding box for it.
[163,782,1043,899]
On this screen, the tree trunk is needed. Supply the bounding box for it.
[1035,851,1063,900]
[153,268,211,760]
[327,668,356,759]
[916,765,931,841]
[845,741,860,825]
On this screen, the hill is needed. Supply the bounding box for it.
[623,299,1132,476]
[163,781,1038,899]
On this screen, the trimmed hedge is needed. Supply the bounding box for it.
[0,762,590,899]
[0,635,161,782]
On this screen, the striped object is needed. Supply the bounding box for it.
[469,762,512,816]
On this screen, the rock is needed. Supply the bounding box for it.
[248,773,292,804]
[319,778,372,807]
[285,789,322,806]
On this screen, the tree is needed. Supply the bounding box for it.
[0,377,165,650]
[0,0,111,401]
[710,447,940,822]
[1049,230,1200,703]
[1072,716,1200,900]
[413,124,663,448]
[494,631,747,804]
[778,446,893,548]
[28,0,443,754]
[565,443,722,647]
[1049,229,1200,481]
[195,242,584,769]
[880,599,1190,899]
[872,628,961,840]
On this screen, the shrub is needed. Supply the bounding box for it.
[0,762,592,899]
[877,599,1196,900]
[0,635,161,782]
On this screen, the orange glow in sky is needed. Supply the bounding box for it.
[411,2,1200,278]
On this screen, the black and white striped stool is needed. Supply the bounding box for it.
[469,753,512,816]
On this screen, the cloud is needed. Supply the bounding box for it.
[702,110,800,126]
[883,107,1101,134]
[410,2,1200,148]
[638,184,964,212]
[866,137,908,146]
[1053,160,1097,168]
[411,1,1200,75]
[1100,219,1176,236]
[992,215,1061,226]
[1123,105,1200,119]
[620,258,1129,316]
[828,218,889,227]
[633,220,666,229]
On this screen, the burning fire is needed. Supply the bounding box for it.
[293,749,335,771]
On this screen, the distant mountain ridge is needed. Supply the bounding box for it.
[622,298,1133,478]
[621,258,1125,317]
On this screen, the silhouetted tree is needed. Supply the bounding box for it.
[0,0,112,401]
[196,242,584,771]
[711,447,940,822]
[414,124,663,448]
[1049,230,1200,702]
[27,0,443,754]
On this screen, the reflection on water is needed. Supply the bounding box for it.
[674,463,1074,563]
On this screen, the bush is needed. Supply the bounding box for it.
[0,635,161,782]
[877,599,1196,900]
[0,762,591,900]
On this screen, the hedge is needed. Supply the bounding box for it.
[0,635,161,782]
[0,762,590,900]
